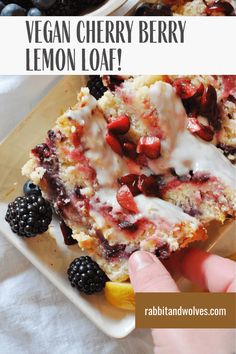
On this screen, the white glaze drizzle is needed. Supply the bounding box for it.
[66,88,129,188]
[149,82,185,156]
[145,82,236,189]
[65,88,97,125]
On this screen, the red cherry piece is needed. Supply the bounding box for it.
[137,174,160,197]
[187,117,214,142]
[194,82,205,98]
[107,115,130,135]
[137,136,161,159]
[200,85,219,130]
[118,174,140,196]
[123,141,137,159]
[116,185,138,213]
[71,126,83,147]
[200,85,217,112]
[204,0,235,15]
[172,79,197,100]
[105,134,123,156]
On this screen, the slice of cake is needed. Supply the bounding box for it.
[22,88,206,281]
[99,76,236,223]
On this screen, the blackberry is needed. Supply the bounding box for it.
[23,180,42,196]
[67,256,108,295]
[155,244,170,260]
[5,195,52,237]
[87,76,107,100]
[45,0,82,15]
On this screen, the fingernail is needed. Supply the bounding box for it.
[129,251,155,272]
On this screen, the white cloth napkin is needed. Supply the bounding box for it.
[0,76,154,354]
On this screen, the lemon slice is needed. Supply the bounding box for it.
[104,281,135,311]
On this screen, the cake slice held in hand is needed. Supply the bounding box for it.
[22,88,206,282]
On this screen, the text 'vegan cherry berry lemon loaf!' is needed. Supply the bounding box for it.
[22,88,206,282]
[99,76,236,224]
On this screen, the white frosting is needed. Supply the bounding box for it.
[145,82,236,189]
[149,82,185,158]
[170,131,236,189]
[66,88,128,188]
[65,88,97,125]
[82,113,128,188]
[95,188,119,210]
[135,194,196,224]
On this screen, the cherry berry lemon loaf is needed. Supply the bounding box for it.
[22,88,206,282]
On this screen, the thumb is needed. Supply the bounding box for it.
[128,251,179,292]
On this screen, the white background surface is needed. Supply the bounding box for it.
[0,76,153,354]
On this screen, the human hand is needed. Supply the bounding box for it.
[128,249,236,354]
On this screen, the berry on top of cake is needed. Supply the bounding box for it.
[22,88,206,282]
[99,76,236,223]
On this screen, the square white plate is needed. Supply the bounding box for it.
[0,76,235,338]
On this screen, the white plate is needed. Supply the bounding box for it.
[0,76,235,338]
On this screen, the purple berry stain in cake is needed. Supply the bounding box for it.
[97,232,126,260]
[155,244,170,260]
[118,220,138,232]
[102,75,125,91]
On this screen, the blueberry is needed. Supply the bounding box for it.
[32,0,56,10]
[1,3,26,15]
[27,7,44,15]
[23,180,42,196]
[0,1,5,12]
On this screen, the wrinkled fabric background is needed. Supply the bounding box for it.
[0,76,154,354]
